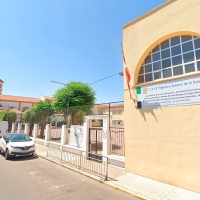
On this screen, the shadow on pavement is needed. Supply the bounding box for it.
[0,153,39,161]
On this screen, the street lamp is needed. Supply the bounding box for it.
[50,80,70,126]
[50,80,67,86]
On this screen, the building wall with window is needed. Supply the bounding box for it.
[103,104,124,127]
[123,0,200,193]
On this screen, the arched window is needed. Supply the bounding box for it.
[138,35,200,84]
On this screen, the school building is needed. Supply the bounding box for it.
[123,0,200,193]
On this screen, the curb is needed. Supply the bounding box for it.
[105,181,151,200]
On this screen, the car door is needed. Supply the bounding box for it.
[0,135,8,151]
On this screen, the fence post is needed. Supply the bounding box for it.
[60,146,63,162]
[82,121,89,153]
[17,123,22,133]
[33,124,39,141]
[11,123,16,133]
[45,124,51,147]
[104,157,108,181]
[24,123,30,135]
[46,142,49,157]
[79,151,82,170]
[61,125,67,145]
[102,115,110,158]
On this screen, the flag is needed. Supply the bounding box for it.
[121,44,132,98]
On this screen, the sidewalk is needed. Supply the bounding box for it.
[35,144,200,200]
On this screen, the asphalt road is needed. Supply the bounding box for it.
[0,154,138,200]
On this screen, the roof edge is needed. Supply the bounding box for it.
[0,94,39,100]
[122,0,177,29]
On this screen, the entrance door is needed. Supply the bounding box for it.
[88,128,103,160]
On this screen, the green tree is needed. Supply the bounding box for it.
[53,81,96,124]
[0,110,17,123]
[22,100,54,138]
[22,107,37,123]
[22,108,38,135]
[77,110,85,125]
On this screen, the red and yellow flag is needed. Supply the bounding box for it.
[121,44,132,98]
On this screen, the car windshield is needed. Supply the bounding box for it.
[9,134,31,142]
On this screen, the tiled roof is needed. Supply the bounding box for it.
[0,94,39,103]
[43,96,55,101]
[100,104,124,108]
[110,104,124,108]
[0,79,4,83]
[10,108,23,115]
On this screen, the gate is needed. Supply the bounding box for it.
[110,128,125,156]
[89,128,103,160]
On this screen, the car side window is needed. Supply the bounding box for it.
[3,135,9,141]
[6,135,10,141]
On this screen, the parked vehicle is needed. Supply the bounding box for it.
[0,121,8,137]
[0,133,35,160]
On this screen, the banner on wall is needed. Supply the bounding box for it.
[136,75,200,108]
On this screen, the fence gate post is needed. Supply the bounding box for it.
[45,124,51,147]
[61,125,67,145]
[17,123,22,133]
[11,123,16,133]
[24,123,30,135]
[102,115,110,158]
[33,124,39,141]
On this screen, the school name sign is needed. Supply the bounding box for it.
[136,76,200,108]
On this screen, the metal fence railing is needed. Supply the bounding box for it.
[3,101,126,158]
[89,128,103,156]
[47,143,108,180]
[110,127,125,156]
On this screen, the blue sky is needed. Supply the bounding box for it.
[0,0,165,103]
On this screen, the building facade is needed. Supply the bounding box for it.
[123,0,200,193]
[103,104,124,127]
[0,80,56,122]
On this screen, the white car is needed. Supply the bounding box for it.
[0,133,35,160]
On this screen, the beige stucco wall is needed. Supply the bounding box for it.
[102,106,124,126]
[20,103,32,111]
[123,0,200,193]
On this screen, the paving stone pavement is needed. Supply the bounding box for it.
[108,173,200,200]
[35,143,200,200]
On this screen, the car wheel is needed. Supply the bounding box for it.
[5,149,10,160]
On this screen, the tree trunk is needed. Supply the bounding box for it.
[71,113,75,125]
[40,124,45,139]
[29,124,34,137]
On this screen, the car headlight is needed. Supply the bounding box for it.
[10,145,17,149]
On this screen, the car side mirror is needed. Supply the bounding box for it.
[5,140,9,144]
